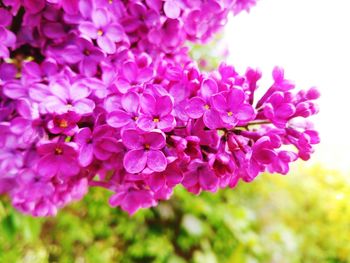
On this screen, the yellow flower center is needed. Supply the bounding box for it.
[204,104,210,110]
[59,119,68,128]
[55,148,63,155]
[227,111,233,117]
[97,29,104,36]
[145,144,150,150]
[153,117,160,123]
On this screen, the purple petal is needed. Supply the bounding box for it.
[73,99,95,115]
[211,93,227,112]
[136,115,156,131]
[236,104,255,122]
[140,93,156,114]
[158,115,175,131]
[37,155,59,177]
[149,173,166,191]
[164,0,181,19]
[200,78,218,99]
[124,149,147,173]
[227,88,245,111]
[92,8,109,27]
[3,82,27,99]
[74,127,92,145]
[50,81,69,101]
[122,91,139,113]
[59,157,80,176]
[203,109,222,129]
[97,36,116,54]
[144,131,166,149]
[70,83,90,100]
[105,25,124,42]
[255,149,276,164]
[107,110,132,128]
[78,143,94,167]
[186,97,205,118]
[147,150,167,172]
[10,118,30,134]
[43,96,66,114]
[157,95,173,116]
[79,22,98,39]
[121,129,143,149]
[275,104,296,119]
[198,166,219,191]
[122,61,138,83]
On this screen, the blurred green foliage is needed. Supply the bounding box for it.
[1,165,350,263]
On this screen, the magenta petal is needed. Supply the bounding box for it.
[37,155,59,177]
[201,78,218,98]
[147,150,167,172]
[157,115,175,131]
[78,143,94,167]
[203,109,221,129]
[59,157,80,176]
[255,149,277,164]
[109,191,125,207]
[227,88,245,110]
[69,83,90,100]
[149,173,165,191]
[0,45,9,58]
[107,110,131,128]
[106,25,123,42]
[92,8,109,27]
[73,99,95,115]
[122,91,139,113]
[140,93,156,114]
[144,131,166,149]
[124,149,147,173]
[211,93,227,112]
[44,96,66,114]
[198,168,218,191]
[16,99,32,119]
[122,61,138,83]
[50,81,69,101]
[79,22,98,39]
[220,112,238,127]
[10,118,30,134]
[97,36,116,54]
[3,82,26,99]
[164,0,181,19]
[276,104,296,118]
[157,95,173,116]
[136,115,156,131]
[121,129,143,149]
[186,97,205,118]
[74,127,92,145]
[236,104,255,122]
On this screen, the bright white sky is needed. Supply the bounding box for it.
[225,0,350,171]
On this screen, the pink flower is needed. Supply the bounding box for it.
[212,87,256,128]
[122,129,167,174]
[43,79,95,115]
[36,142,80,178]
[137,93,176,132]
[79,8,125,54]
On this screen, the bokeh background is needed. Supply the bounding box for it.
[1,0,350,262]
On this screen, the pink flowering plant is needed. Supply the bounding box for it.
[0,0,319,216]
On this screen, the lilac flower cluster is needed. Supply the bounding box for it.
[0,0,319,216]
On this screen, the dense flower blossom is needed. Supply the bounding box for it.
[0,0,320,217]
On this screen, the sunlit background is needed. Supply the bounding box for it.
[226,0,350,172]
